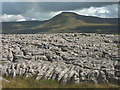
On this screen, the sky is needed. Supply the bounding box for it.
[0,2,119,22]
[1,0,119,2]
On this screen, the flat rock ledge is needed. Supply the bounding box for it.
[1,33,120,84]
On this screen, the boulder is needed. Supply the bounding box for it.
[88,70,99,84]
[8,50,14,62]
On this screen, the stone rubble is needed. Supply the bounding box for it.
[1,33,120,84]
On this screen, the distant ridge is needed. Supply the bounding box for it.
[2,12,118,34]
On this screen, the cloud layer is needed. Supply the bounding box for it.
[0,14,26,22]
[0,4,118,22]
[72,4,118,18]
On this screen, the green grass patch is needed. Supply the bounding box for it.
[2,76,119,88]
[81,33,90,36]
[117,46,120,48]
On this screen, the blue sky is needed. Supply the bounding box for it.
[0,2,119,22]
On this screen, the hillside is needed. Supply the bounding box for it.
[2,12,118,34]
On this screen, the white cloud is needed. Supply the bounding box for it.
[0,14,26,22]
[16,18,26,21]
[66,4,118,18]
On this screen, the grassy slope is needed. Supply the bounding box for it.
[32,13,115,31]
[2,12,118,34]
[2,76,119,88]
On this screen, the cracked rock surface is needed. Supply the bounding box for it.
[1,33,120,84]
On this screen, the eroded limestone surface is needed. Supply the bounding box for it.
[1,33,120,84]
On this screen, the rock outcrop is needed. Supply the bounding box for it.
[1,33,120,84]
